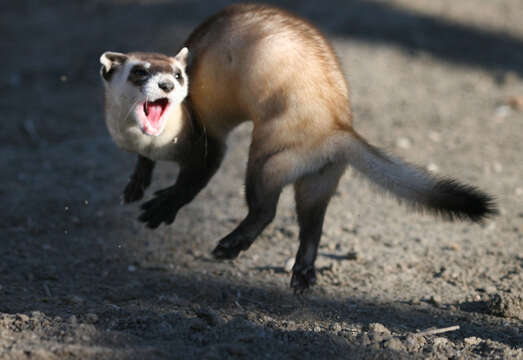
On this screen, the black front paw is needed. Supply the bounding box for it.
[123,179,146,203]
[138,194,179,229]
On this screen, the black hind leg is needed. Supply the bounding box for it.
[291,165,346,293]
[212,153,282,260]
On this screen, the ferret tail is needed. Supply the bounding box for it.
[338,132,497,222]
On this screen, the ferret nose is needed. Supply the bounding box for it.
[158,80,174,93]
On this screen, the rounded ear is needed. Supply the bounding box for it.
[100,51,128,81]
[173,47,190,68]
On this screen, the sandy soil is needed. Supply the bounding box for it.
[1,0,522,358]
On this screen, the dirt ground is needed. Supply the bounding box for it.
[1,0,523,358]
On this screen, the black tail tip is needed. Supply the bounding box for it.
[430,179,498,223]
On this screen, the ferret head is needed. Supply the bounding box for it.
[100,48,189,137]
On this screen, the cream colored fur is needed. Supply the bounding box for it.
[101,50,189,161]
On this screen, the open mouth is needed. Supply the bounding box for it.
[136,98,170,136]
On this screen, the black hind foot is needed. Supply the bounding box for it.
[212,243,243,260]
[291,267,317,294]
[211,233,253,260]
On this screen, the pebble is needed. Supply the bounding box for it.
[507,96,523,111]
[158,321,173,334]
[189,318,208,332]
[159,294,189,306]
[396,137,411,149]
[284,257,295,273]
[405,334,425,352]
[427,162,439,173]
[429,295,442,306]
[368,323,392,342]
[345,251,358,260]
[428,131,441,142]
[85,313,98,324]
[331,322,342,332]
[384,337,404,351]
[464,337,482,346]
[449,243,460,251]
[368,322,390,335]
[433,337,449,347]
[330,334,349,347]
[487,293,523,320]
[69,315,78,325]
[224,344,247,356]
[360,333,371,346]
[194,308,224,327]
[495,105,512,119]
[16,313,30,322]
[66,295,85,305]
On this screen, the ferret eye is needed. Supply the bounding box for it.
[131,67,148,77]
[175,71,182,80]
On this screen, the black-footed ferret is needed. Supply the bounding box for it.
[100,4,496,292]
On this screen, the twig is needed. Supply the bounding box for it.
[415,325,460,337]
[43,283,52,297]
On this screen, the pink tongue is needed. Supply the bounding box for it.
[146,102,164,127]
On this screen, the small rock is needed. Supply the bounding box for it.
[507,96,523,111]
[368,323,392,342]
[429,295,442,306]
[330,334,348,347]
[485,286,497,294]
[345,251,358,260]
[159,294,189,306]
[16,313,29,322]
[331,322,342,332]
[284,257,295,273]
[31,311,44,319]
[384,337,404,352]
[85,313,98,324]
[427,163,439,173]
[194,308,224,327]
[405,334,425,352]
[495,105,512,119]
[428,131,441,142]
[158,321,173,334]
[189,318,208,332]
[65,295,85,305]
[396,137,411,149]
[224,344,247,356]
[360,333,371,346]
[464,336,482,346]
[368,323,390,335]
[449,243,460,251]
[487,293,523,320]
[433,337,448,348]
